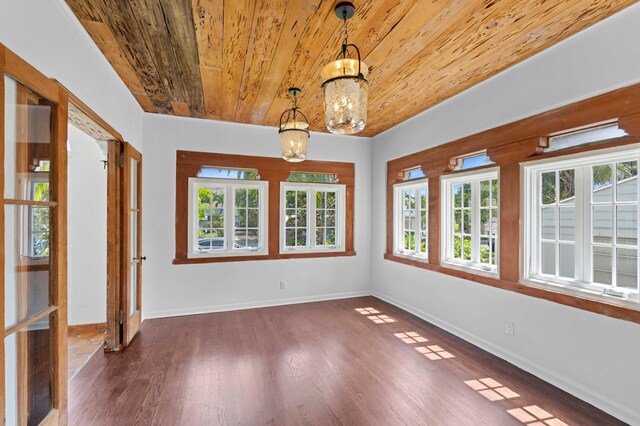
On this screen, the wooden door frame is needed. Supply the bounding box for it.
[1,43,68,426]
[57,84,132,352]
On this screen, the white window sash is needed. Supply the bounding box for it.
[393,178,428,260]
[279,182,346,254]
[441,168,500,275]
[187,177,268,258]
[523,146,640,302]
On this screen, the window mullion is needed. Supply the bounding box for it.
[574,167,587,283]
[472,180,480,264]
[227,184,233,252]
[308,189,315,249]
[612,162,618,289]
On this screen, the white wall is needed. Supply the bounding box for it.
[67,124,107,325]
[0,0,144,148]
[141,114,372,318]
[371,4,640,424]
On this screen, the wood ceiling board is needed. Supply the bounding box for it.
[260,0,345,128]
[361,0,638,136]
[247,0,322,124]
[191,0,224,68]
[261,0,406,128]
[221,0,256,121]
[127,0,204,117]
[234,0,288,123]
[80,20,157,113]
[67,0,174,113]
[65,0,639,136]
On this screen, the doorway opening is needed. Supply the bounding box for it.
[66,123,108,379]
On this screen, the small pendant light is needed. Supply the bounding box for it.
[321,1,368,135]
[278,88,310,162]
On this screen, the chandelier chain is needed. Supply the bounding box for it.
[342,15,349,46]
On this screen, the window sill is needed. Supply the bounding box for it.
[383,252,640,324]
[393,251,428,263]
[441,260,498,278]
[522,277,640,309]
[174,250,356,264]
[188,250,268,259]
[279,247,346,255]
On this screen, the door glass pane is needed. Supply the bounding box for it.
[130,261,137,317]
[4,75,53,201]
[5,205,51,329]
[130,158,138,209]
[130,211,138,317]
[5,313,54,426]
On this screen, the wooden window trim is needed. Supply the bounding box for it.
[174,151,356,264]
[386,82,640,324]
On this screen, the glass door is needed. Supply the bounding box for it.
[122,143,142,346]
[2,46,68,426]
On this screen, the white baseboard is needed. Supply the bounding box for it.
[371,290,639,425]
[144,290,372,320]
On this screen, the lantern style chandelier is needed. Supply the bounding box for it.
[321,1,369,135]
[278,88,310,162]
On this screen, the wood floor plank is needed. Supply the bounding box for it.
[68,297,624,425]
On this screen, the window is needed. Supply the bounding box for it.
[403,167,426,180]
[524,148,639,301]
[176,151,356,263]
[286,171,338,183]
[280,182,346,253]
[393,179,428,259]
[188,178,268,257]
[453,151,495,170]
[442,170,499,273]
[547,123,628,152]
[197,166,259,180]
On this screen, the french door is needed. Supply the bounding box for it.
[122,143,142,347]
[1,45,68,425]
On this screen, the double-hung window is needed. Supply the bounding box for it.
[524,148,639,301]
[188,177,268,257]
[280,182,346,253]
[393,179,428,259]
[441,169,499,274]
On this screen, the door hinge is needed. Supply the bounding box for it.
[116,153,125,168]
[119,310,124,324]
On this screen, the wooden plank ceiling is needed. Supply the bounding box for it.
[65,0,638,137]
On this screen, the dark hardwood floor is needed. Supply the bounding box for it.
[68,296,624,425]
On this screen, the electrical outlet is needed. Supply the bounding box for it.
[279,281,286,290]
[505,322,515,337]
